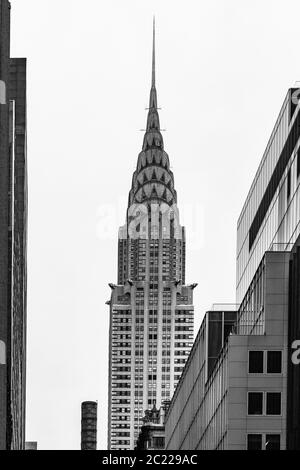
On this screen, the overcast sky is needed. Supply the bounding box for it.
[10,0,300,450]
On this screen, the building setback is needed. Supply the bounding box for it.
[107,22,196,450]
[0,0,27,450]
[165,87,300,450]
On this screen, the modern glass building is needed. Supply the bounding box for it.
[107,23,196,450]
[236,87,300,448]
[237,88,300,304]
[165,87,300,450]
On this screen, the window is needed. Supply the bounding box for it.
[248,350,283,374]
[152,437,164,449]
[266,392,281,415]
[248,392,281,415]
[265,434,280,450]
[247,434,280,450]
[249,351,264,373]
[248,392,263,415]
[247,434,262,450]
[267,351,282,374]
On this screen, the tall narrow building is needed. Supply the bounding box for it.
[0,0,27,450]
[107,22,196,450]
[81,401,98,450]
[0,0,11,449]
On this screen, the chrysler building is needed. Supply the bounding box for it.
[107,21,196,450]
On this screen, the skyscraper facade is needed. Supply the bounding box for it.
[107,23,195,450]
[0,0,27,450]
[0,0,11,449]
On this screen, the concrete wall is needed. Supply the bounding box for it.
[227,251,289,449]
[165,252,289,450]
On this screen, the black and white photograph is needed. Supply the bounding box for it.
[1,0,300,456]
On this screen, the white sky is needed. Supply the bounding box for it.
[9,0,300,450]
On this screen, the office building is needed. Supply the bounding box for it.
[107,22,196,450]
[0,0,27,450]
[165,259,288,450]
[165,306,240,449]
[165,87,300,450]
[236,87,300,449]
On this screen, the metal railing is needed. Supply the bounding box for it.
[268,242,294,252]
[209,303,239,312]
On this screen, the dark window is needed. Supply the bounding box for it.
[297,151,300,178]
[248,392,263,415]
[265,434,280,450]
[249,351,264,373]
[224,322,234,339]
[148,375,157,380]
[267,351,282,374]
[266,392,281,415]
[247,434,262,450]
[152,437,164,449]
[287,168,291,200]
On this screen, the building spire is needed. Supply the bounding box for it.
[128,17,178,207]
[152,16,155,88]
[149,17,157,110]
[140,17,163,152]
